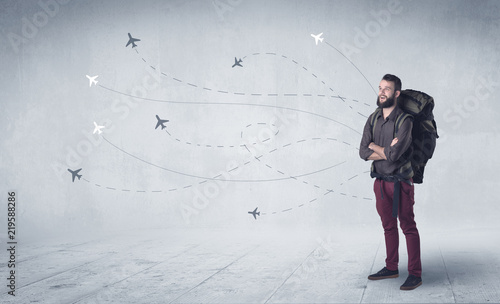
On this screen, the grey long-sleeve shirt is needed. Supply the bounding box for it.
[359,106,413,176]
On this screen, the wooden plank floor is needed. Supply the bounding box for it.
[1,226,499,303]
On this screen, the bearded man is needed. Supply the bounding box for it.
[359,74,422,291]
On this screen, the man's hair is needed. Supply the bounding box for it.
[382,74,402,92]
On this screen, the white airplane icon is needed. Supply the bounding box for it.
[311,32,324,45]
[86,75,98,87]
[93,122,105,134]
[126,33,140,48]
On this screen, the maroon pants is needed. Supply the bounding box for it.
[374,178,422,277]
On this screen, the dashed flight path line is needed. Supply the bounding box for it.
[239,140,372,217]
[162,121,359,156]
[240,52,364,106]
[100,135,348,183]
[125,118,360,189]
[163,122,280,150]
[78,131,371,217]
[83,121,366,188]
[254,166,374,217]
[82,130,372,212]
[98,84,365,134]
[132,47,372,112]
[261,184,373,217]
[324,41,377,96]
[76,36,377,218]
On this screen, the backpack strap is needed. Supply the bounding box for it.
[394,112,414,180]
[394,112,413,137]
[370,108,382,139]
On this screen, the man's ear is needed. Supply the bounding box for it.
[395,90,401,99]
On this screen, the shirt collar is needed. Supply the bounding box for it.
[377,106,403,121]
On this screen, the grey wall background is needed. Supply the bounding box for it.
[1,0,499,239]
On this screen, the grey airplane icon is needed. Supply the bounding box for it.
[155,115,169,130]
[232,57,243,68]
[126,33,140,48]
[68,168,82,182]
[248,207,260,220]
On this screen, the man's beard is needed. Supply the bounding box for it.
[377,94,396,108]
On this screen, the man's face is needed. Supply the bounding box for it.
[377,80,399,109]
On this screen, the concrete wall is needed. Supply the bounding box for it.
[1,0,499,238]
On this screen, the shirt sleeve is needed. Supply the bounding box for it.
[383,116,413,162]
[359,117,373,161]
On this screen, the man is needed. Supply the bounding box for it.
[359,74,422,290]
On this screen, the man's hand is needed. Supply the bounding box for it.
[370,138,397,150]
[368,138,397,160]
[367,152,384,160]
[368,142,387,160]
